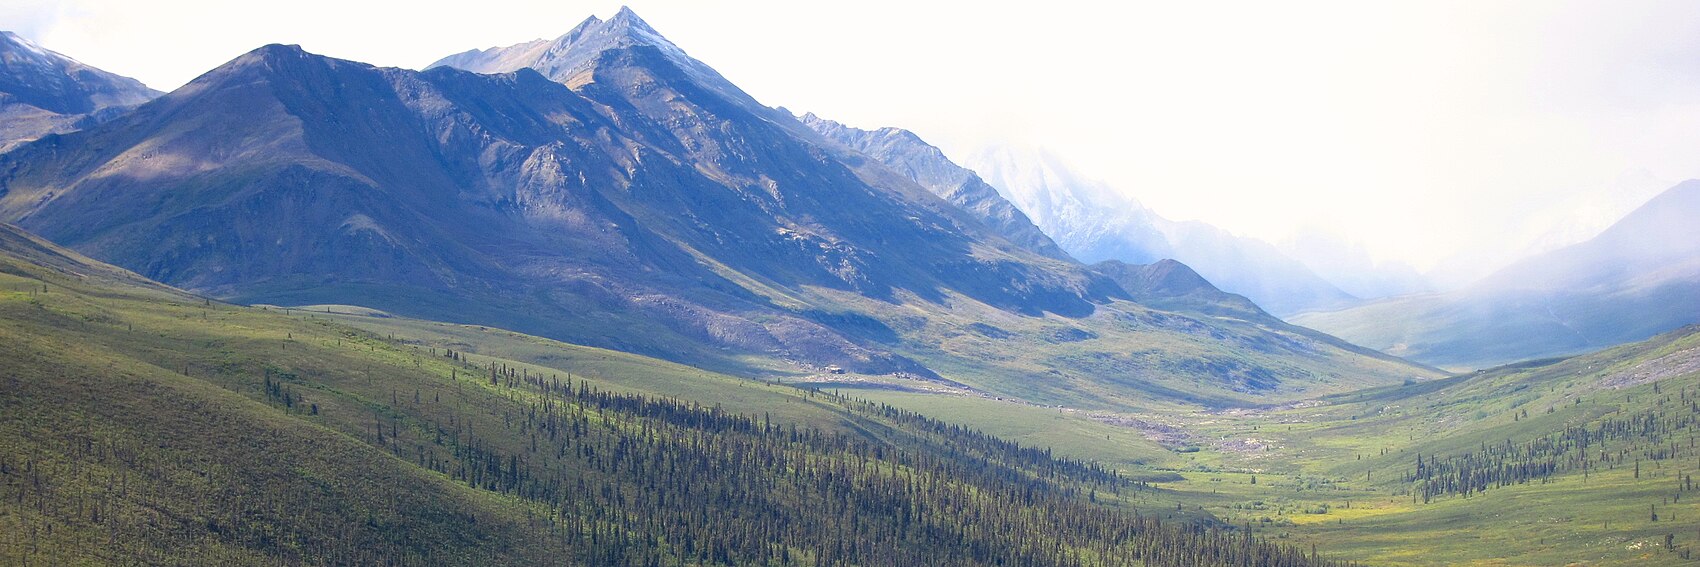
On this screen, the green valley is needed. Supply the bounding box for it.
[1123,326,1700,565]
[0,225,1354,565]
[2,5,1697,565]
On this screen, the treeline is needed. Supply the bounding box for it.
[1408,383,1700,502]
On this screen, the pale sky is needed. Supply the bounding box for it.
[7,0,1700,274]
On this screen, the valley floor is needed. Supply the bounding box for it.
[302,303,1700,563]
[314,304,1700,566]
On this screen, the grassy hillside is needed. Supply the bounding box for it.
[11,214,1686,566]
[1135,326,1700,565]
[0,226,1359,566]
[0,231,559,564]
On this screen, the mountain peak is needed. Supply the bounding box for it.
[246,43,310,61]
[552,5,688,67]
[430,7,693,83]
[198,43,323,82]
[607,6,659,34]
[0,30,53,59]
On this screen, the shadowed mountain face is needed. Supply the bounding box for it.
[0,31,159,152]
[1295,180,1700,370]
[0,9,1435,406]
[963,146,1360,316]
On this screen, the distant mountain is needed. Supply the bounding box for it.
[1294,180,1700,369]
[799,114,1073,261]
[1418,171,1674,291]
[792,115,1427,392]
[791,115,1328,324]
[0,9,1434,409]
[793,114,1337,323]
[0,31,158,152]
[1091,259,1265,321]
[963,145,1359,316]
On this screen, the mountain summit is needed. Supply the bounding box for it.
[0,31,160,152]
[429,7,730,96]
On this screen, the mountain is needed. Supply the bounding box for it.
[0,39,1099,376]
[798,114,1073,261]
[1090,259,1266,321]
[1293,180,1700,369]
[1418,171,1674,291]
[0,31,159,152]
[963,145,1359,316]
[0,9,1434,410]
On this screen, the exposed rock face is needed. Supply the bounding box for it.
[0,31,159,152]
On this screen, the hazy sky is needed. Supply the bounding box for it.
[7,0,1700,273]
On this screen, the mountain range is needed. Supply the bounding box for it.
[0,9,1434,411]
[1294,180,1700,369]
